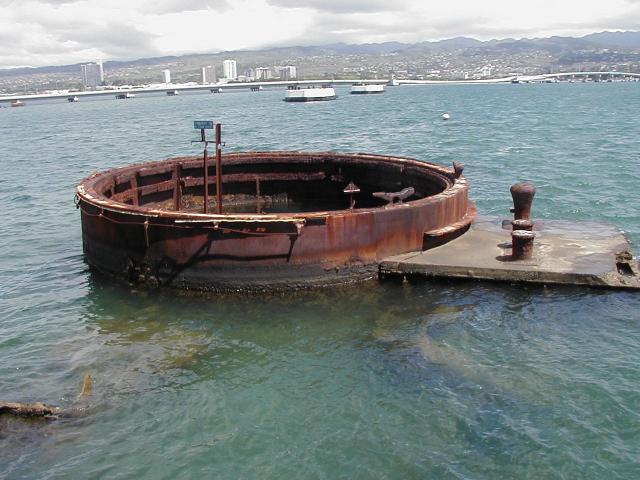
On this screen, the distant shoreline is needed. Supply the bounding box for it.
[1,72,638,103]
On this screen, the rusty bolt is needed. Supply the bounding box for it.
[512,230,535,260]
[510,182,536,220]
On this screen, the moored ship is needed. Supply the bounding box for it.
[350,83,385,94]
[284,86,336,102]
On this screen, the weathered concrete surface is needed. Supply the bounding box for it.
[380,217,640,290]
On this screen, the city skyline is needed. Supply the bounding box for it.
[2,29,639,95]
[1,0,640,69]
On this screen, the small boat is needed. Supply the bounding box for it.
[115,92,135,99]
[210,88,222,94]
[250,86,263,92]
[11,100,25,107]
[68,96,79,102]
[284,85,336,102]
[166,90,179,96]
[350,83,385,94]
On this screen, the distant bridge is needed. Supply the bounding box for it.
[0,79,385,103]
[398,71,640,85]
[515,71,640,82]
[0,71,637,104]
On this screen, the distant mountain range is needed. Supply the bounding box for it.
[1,30,639,77]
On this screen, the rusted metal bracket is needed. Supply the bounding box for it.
[343,181,360,209]
[452,161,464,179]
[372,187,415,206]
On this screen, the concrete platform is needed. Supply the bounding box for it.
[379,217,640,290]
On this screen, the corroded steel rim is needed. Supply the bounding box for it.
[77,151,466,222]
[77,150,475,291]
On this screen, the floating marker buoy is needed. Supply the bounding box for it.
[442,113,450,120]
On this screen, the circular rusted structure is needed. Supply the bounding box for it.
[77,152,476,291]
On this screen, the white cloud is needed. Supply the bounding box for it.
[265,0,411,14]
[139,0,231,14]
[0,0,638,68]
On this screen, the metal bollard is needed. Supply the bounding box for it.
[512,230,535,260]
[510,182,536,220]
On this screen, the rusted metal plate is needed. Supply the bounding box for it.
[77,151,475,291]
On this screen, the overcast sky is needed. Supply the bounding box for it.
[0,0,639,68]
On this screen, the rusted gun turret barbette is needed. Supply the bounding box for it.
[76,124,475,292]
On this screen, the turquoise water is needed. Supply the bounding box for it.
[1,84,639,479]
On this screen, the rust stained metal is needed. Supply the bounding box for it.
[453,161,464,179]
[109,172,327,205]
[372,187,415,206]
[510,182,536,221]
[215,123,223,214]
[511,230,535,260]
[77,152,476,291]
[202,130,209,214]
[343,181,360,209]
[511,219,533,231]
[510,182,537,260]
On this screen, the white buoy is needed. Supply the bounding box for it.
[442,113,450,121]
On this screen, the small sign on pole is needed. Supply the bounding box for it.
[194,120,214,130]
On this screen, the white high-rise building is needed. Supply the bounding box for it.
[162,69,171,83]
[97,59,104,83]
[223,59,237,80]
[255,67,272,80]
[201,65,216,84]
[275,65,297,80]
[81,63,102,89]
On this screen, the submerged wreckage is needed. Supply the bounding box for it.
[76,123,474,291]
[76,123,639,292]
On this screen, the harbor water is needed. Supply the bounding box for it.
[1,83,639,479]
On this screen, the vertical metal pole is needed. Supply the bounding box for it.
[173,162,182,211]
[131,173,140,206]
[255,178,261,214]
[215,123,223,214]
[202,128,208,214]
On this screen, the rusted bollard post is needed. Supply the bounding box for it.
[512,230,535,260]
[510,182,536,220]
